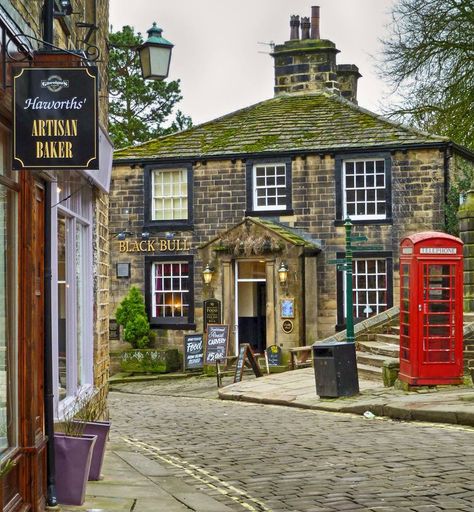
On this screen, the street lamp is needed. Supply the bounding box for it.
[138,22,174,80]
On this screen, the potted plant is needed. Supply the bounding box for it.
[54,406,97,506]
[73,392,111,481]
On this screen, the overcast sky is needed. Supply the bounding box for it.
[110,0,397,126]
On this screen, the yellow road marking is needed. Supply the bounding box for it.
[121,437,272,512]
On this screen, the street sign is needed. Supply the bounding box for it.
[353,245,384,251]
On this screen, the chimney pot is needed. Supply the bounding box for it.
[290,15,300,40]
[311,6,320,39]
[301,17,310,40]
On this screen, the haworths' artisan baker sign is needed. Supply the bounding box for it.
[13,67,98,170]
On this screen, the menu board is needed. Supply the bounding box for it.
[184,334,204,370]
[205,324,229,364]
[266,345,282,366]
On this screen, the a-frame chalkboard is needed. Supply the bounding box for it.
[233,344,263,383]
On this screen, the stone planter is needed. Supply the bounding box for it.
[120,348,181,373]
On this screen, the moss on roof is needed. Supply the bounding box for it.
[114,91,448,161]
[200,217,321,250]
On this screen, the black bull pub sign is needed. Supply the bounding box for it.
[13,67,98,170]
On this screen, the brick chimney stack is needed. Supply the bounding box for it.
[271,6,361,103]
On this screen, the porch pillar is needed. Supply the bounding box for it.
[266,261,276,347]
[222,260,235,353]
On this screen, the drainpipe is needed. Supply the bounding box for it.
[43,0,57,506]
[44,183,57,507]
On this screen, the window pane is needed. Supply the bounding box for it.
[57,215,67,401]
[343,159,387,219]
[151,169,188,220]
[152,261,191,320]
[253,164,287,210]
[0,184,18,453]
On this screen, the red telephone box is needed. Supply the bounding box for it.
[399,232,464,385]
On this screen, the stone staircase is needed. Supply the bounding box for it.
[355,312,474,382]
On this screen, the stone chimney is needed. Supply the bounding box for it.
[336,64,362,104]
[271,6,361,102]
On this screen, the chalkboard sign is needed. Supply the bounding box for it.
[205,324,229,364]
[204,299,221,329]
[234,344,247,383]
[184,334,204,370]
[266,345,282,366]
[233,344,263,383]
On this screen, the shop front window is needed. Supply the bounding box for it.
[57,215,68,400]
[54,177,93,411]
[0,126,18,453]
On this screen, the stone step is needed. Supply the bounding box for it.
[356,362,383,381]
[374,333,400,345]
[389,325,400,335]
[464,312,474,323]
[358,340,400,359]
[356,351,389,368]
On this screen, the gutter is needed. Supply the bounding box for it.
[113,141,456,167]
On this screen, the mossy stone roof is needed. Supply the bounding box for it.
[114,91,448,162]
[200,217,321,250]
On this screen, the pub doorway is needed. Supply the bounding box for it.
[235,260,266,354]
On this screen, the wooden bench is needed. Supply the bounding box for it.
[289,346,313,370]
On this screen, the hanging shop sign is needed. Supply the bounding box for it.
[118,239,191,253]
[13,67,98,170]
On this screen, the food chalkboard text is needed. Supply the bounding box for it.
[205,324,229,364]
[184,334,204,370]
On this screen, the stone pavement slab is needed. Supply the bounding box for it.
[57,441,234,512]
[218,367,474,427]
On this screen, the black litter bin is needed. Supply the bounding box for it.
[312,341,359,397]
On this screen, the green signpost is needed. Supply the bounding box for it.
[329,218,382,342]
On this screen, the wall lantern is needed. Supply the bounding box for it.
[58,0,73,15]
[278,262,289,285]
[138,22,174,81]
[202,264,214,285]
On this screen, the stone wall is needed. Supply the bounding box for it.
[110,146,447,348]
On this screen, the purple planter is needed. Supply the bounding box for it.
[54,433,97,505]
[83,420,111,480]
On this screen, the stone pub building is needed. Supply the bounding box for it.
[110,7,474,362]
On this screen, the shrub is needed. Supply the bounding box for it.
[115,287,151,349]
[124,314,150,349]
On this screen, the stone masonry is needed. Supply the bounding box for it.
[110,146,452,350]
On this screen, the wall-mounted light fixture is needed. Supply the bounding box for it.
[278,262,289,286]
[141,232,150,240]
[138,22,174,81]
[202,264,214,285]
[58,0,73,15]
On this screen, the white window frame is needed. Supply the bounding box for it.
[151,261,190,320]
[342,159,387,220]
[151,168,188,221]
[51,180,94,419]
[253,163,287,211]
[343,258,388,319]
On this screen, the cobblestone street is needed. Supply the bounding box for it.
[110,378,474,511]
